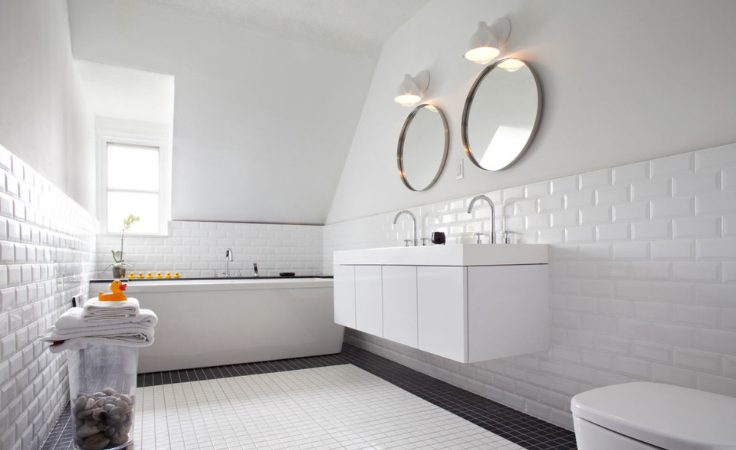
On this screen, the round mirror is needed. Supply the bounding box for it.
[462,58,542,171]
[397,104,449,191]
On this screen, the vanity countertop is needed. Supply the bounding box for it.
[333,244,548,266]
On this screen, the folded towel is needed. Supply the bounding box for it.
[83,297,140,320]
[56,307,157,330]
[47,335,154,354]
[43,322,154,343]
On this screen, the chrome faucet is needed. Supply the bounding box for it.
[393,210,417,246]
[501,197,524,244]
[225,248,233,277]
[467,195,496,244]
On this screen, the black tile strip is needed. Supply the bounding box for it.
[41,344,576,450]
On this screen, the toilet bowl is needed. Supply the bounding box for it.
[571,382,736,450]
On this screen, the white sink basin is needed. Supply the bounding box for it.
[333,244,548,266]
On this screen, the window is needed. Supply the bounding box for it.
[105,143,161,234]
[97,120,171,235]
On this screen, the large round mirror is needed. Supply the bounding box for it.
[462,58,542,171]
[397,104,449,191]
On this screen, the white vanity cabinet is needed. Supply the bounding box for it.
[333,244,550,363]
[333,265,356,328]
[382,266,418,348]
[417,266,466,361]
[354,266,383,335]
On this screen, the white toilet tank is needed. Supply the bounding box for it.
[571,382,736,450]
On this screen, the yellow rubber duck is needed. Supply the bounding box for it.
[98,279,128,301]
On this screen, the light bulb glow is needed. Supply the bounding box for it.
[464,46,500,64]
[394,93,421,107]
[498,58,525,72]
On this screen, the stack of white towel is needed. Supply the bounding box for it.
[43,298,158,353]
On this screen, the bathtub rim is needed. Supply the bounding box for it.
[89,277,334,293]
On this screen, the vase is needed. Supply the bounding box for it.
[112,265,127,279]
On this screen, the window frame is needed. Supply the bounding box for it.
[96,118,171,236]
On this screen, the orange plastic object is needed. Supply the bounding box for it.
[98,279,128,301]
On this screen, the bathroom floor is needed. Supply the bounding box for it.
[41,345,576,450]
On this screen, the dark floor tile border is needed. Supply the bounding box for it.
[41,344,576,450]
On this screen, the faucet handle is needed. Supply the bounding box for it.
[404,239,413,247]
[504,231,519,244]
[420,238,430,246]
[474,232,483,244]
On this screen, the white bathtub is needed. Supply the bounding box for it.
[88,278,343,373]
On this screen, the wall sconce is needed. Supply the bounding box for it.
[463,18,511,64]
[394,71,430,107]
[498,58,525,72]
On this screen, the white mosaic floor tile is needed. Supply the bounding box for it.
[131,364,523,449]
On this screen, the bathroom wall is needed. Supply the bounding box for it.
[0,145,96,450]
[323,143,736,429]
[0,3,98,447]
[67,0,375,225]
[327,0,736,223]
[95,221,322,278]
[0,0,95,213]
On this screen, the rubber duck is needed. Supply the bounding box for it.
[156,272,163,279]
[129,272,137,279]
[165,272,172,279]
[174,272,181,279]
[98,279,128,301]
[146,272,153,279]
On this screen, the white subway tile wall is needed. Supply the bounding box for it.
[0,145,96,450]
[95,222,323,278]
[323,143,736,430]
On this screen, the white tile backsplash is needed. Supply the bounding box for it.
[95,221,323,278]
[323,143,736,430]
[0,145,96,450]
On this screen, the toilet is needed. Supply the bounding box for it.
[571,382,736,450]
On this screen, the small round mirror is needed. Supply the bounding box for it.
[397,104,449,191]
[462,58,542,171]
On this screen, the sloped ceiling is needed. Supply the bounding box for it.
[68,0,427,224]
[135,0,428,58]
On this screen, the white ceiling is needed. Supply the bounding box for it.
[135,0,429,57]
[76,60,175,124]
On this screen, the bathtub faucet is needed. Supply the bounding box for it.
[225,248,233,277]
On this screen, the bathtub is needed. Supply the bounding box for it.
[88,277,343,373]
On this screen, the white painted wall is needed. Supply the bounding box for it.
[0,0,95,213]
[327,0,736,223]
[76,60,175,125]
[68,0,376,224]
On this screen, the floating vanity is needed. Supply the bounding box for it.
[333,244,549,363]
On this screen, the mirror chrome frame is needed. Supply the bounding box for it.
[397,103,450,191]
[461,58,543,171]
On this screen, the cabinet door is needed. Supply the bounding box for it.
[467,265,549,362]
[355,266,383,336]
[417,266,467,362]
[333,265,356,328]
[382,266,417,348]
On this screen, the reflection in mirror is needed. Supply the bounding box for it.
[398,104,449,191]
[462,58,541,171]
